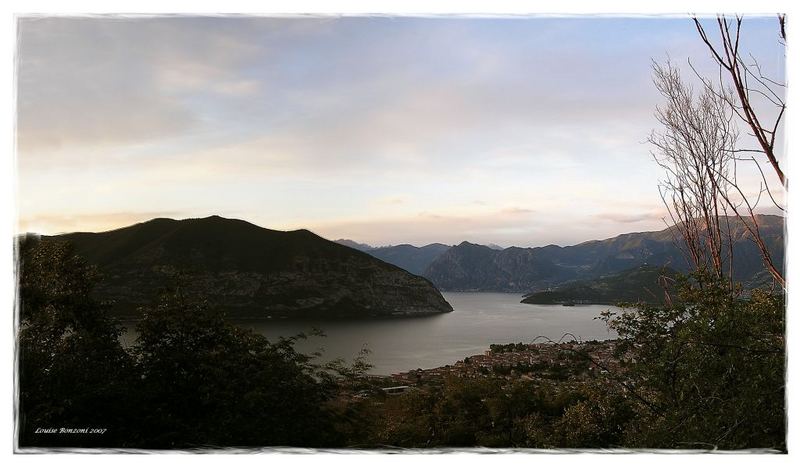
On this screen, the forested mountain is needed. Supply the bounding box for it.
[521,265,678,305]
[24,216,453,318]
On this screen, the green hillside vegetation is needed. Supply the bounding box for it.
[522,265,678,306]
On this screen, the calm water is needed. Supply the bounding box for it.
[233,292,615,374]
[122,293,618,375]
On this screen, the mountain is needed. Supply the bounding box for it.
[424,215,784,293]
[366,243,451,276]
[334,240,451,276]
[29,216,453,319]
[424,242,569,292]
[521,265,678,306]
[334,239,374,252]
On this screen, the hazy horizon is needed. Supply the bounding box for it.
[20,211,787,252]
[16,15,785,247]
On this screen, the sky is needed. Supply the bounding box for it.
[15,15,787,247]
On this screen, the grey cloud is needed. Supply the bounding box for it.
[16,17,275,155]
[16,16,661,163]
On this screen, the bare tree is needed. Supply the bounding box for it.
[649,61,737,283]
[693,15,787,189]
[691,15,786,288]
[650,60,785,288]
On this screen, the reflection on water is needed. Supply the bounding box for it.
[121,292,619,375]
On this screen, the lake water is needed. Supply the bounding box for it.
[122,292,618,375]
[236,293,619,375]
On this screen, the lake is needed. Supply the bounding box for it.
[237,292,619,375]
[122,292,619,375]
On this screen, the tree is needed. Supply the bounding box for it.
[648,60,738,283]
[17,238,136,447]
[16,239,373,449]
[680,15,787,288]
[131,287,345,448]
[601,272,785,450]
[693,15,787,188]
[616,18,788,449]
[649,55,785,288]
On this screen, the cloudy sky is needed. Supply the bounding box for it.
[15,15,786,247]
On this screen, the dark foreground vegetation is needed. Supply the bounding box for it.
[17,239,785,450]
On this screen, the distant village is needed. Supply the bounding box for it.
[358,339,631,397]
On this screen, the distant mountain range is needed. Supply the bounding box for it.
[24,216,453,319]
[338,215,784,294]
[333,239,374,252]
[334,240,450,276]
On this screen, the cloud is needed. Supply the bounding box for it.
[17,16,662,162]
[594,210,666,224]
[501,207,536,215]
[14,16,784,247]
[16,17,270,155]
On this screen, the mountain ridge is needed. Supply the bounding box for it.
[334,239,451,276]
[24,216,454,319]
[422,215,784,293]
[24,214,784,304]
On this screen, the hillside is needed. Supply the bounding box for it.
[424,242,569,292]
[27,216,453,319]
[333,239,374,252]
[366,243,451,276]
[521,265,678,306]
[335,240,451,276]
[424,215,784,293]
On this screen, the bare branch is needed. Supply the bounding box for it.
[649,59,785,287]
[692,15,787,189]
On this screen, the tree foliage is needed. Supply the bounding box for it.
[17,238,364,449]
[17,239,136,447]
[130,288,344,448]
[601,271,785,450]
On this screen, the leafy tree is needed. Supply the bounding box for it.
[601,271,785,450]
[130,287,345,448]
[17,238,136,447]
